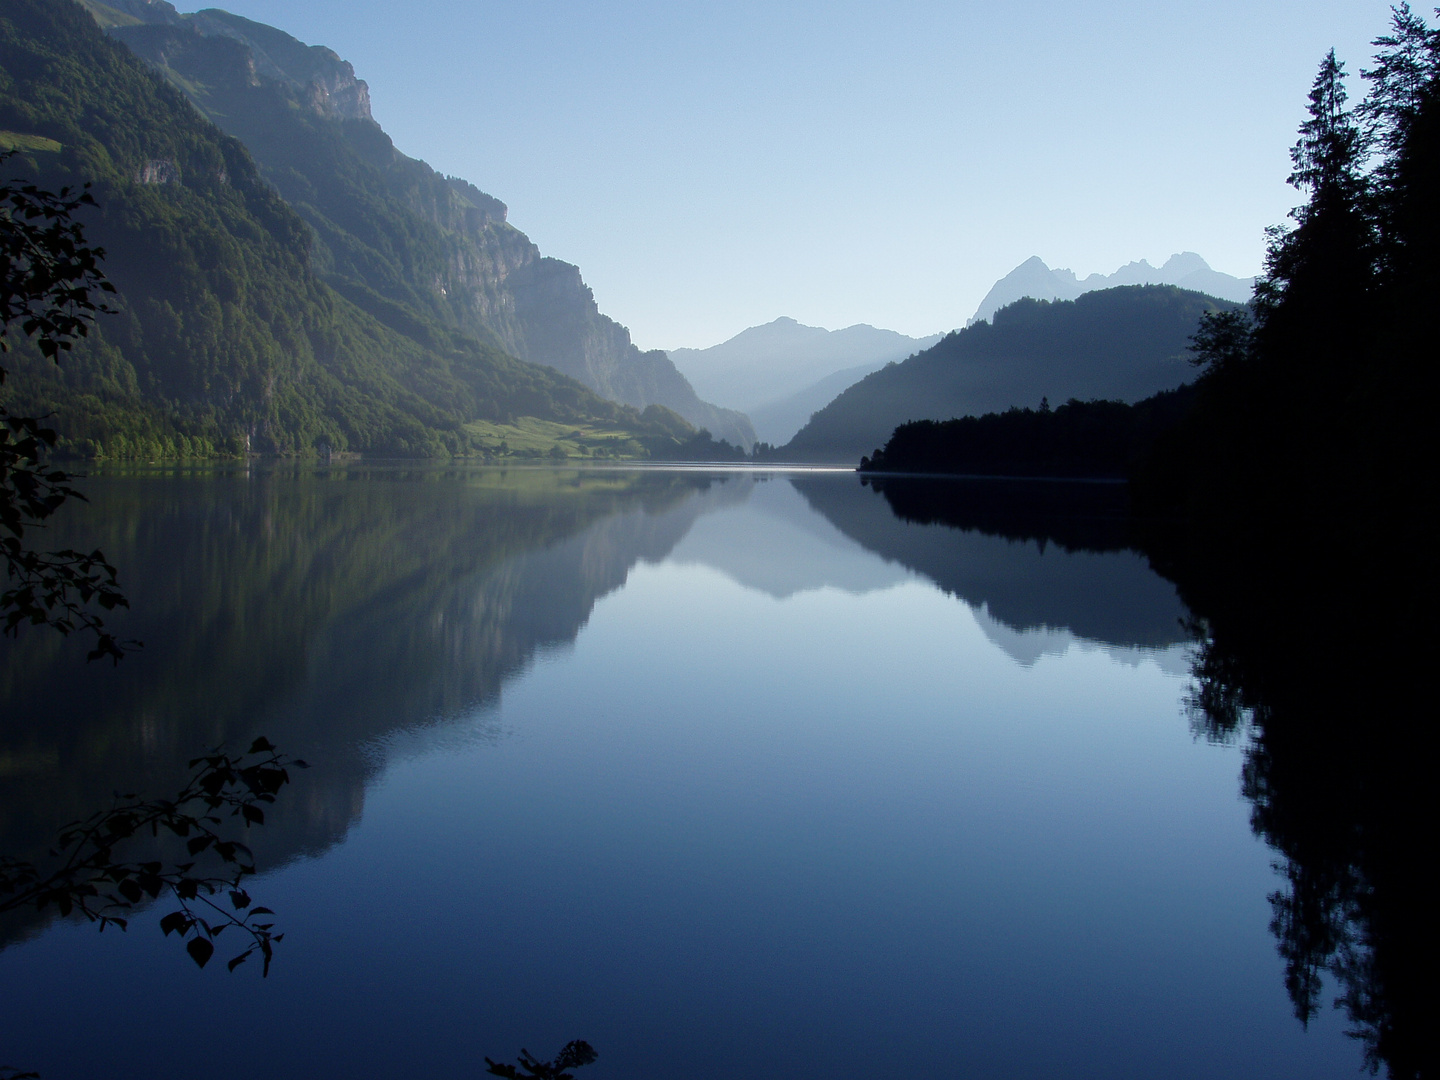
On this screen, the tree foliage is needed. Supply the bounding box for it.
[860,387,1195,479]
[485,1041,598,1080]
[0,738,306,976]
[1140,7,1440,527]
[0,168,114,362]
[1,154,125,658]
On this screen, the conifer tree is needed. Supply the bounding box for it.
[1255,50,1375,361]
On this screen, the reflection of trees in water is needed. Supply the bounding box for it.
[793,474,1190,650]
[0,467,721,950]
[801,472,1430,1078]
[1163,527,1430,1080]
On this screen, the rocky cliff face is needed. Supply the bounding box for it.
[99,1,753,446]
[101,0,373,120]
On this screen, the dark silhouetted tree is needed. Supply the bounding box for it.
[1254,50,1375,373]
[1,156,125,660]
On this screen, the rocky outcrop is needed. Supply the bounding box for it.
[103,0,372,121]
[135,157,179,184]
[98,0,753,447]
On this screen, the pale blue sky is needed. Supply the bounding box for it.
[202,0,1387,349]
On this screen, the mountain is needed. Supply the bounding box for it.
[745,360,888,446]
[968,253,1253,327]
[668,317,939,419]
[2,0,713,458]
[778,285,1237,464]
[42,0,752,449]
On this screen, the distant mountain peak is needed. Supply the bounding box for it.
[1160,251,1210,277]
[967,253,1253,326]
[668,319,942,433]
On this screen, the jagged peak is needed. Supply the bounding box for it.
[969,251,1253,325]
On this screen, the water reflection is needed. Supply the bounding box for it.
[1,469,1199,946]
[1163,524,1433,1080]
[796,474,1190,663]
[1,466,726,948]
[0,466,1392,1078]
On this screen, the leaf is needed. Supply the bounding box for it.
[556,1041,598,1070]
[186,937,214,969]
[248,737,275,754]
[229,889,251,910]
[228,949,252,972]
[159,911,189,937]
[186,835,214,856]
[241,804,264,826]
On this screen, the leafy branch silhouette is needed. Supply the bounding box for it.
[485,1041,598,1080]
[2,153,127,662]
[0,738,306,975]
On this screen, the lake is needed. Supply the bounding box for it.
[0,466,1364,1078]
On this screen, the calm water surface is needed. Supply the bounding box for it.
[0,467,1360,1078]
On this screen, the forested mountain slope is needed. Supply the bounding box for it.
[92,0,753,447]
[0,0,684,456]
[780,285,1236,463]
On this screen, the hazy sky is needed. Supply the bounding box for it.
[197,0,1387,349]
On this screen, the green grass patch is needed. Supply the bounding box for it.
[74,0,143,29]
[0,131,62,153]
[463,416,651,459]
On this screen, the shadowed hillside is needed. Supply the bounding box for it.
[0,0,690,457]
[779,285,1236,463]
[94,0,753,447]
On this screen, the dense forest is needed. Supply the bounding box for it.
[0,0,703,459]
[859,386,1194,478]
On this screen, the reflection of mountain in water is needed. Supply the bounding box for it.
[0,467,728,947]
[669,476,909,599]
[790,474,1191,662]
[2,467,1195,951]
